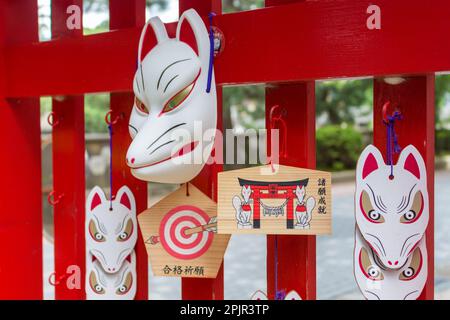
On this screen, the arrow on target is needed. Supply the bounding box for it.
[184,216,217,235]
[146,217,217,245]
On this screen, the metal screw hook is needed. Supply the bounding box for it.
[47,111,60,127]
[105,110,124,126]
[48,190,64,206]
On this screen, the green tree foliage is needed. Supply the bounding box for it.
[84,94,110,133]
[316,80,373,125]
[223,86,265,130]
[316,125,363,171]
[222,0,264,12]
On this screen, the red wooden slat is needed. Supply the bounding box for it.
[3,0,450,97]
[51,0,86,300]
[0,0,42,299]
[264,0,316,302]
[109,0,148,301]
[265,83,316,300]
[179,0,224,299]
[373,76,435,300]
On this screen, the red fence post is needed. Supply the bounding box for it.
[265,84,317,300]
[178,0,224,300]
[109,0,148,300]
[373,76,435,300]
[264,0,316,301]
[51,0,86,300]
[0,0,43,299]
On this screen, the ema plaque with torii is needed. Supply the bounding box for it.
[217,165,332,235]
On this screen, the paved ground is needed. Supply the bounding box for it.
[44,170,450,300]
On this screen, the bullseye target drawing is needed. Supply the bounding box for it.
[138,183,230,278]
[159,205,214,260]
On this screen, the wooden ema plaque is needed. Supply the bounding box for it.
[138,184,230,278]
[218,165,332,235]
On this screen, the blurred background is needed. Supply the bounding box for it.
[38,0,450,300]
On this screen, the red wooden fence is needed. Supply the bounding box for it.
[1,0,449,300]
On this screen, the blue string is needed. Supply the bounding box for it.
[385,111,403,177]
[108,124,113,210]
[206,12,216,93]
[273,236,286,300]
[274,236,279,299]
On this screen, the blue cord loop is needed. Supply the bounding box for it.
[108,124,113,210]
[384,109,403,178]
[206,12,216,93]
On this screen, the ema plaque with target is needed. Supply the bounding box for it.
[138,184,230,278]
[218,165,332,235]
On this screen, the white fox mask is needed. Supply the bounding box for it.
[86,186,137,274]
[354,228,427,300]
[355,144,429,269]
[126,9,217,184]
[86,251,137,300]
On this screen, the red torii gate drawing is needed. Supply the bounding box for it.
[238,178,309,229]
[1,0,449,300]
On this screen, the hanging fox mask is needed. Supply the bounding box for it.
[85,186,137,274]
[86,251,137,300]
[126,9,217,184]
[355,144,429,270]
[354,228,427,300]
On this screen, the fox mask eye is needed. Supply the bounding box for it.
[89,271,105,295]
[400,191,423,224]
[399,248,422,281]
[117,219,134,242]
[135,97,149,115]
[89,220,105,242]
[161,81,196,114]
[116,272,133,295]
[359,248,384,281]
[360,191,385,224]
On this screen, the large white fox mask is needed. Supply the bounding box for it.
[126,9,217,184]
[354,228,427,300]
[355,145,429,269]
[86,251,137,300]
[86,186,137,273]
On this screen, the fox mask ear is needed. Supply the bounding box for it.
[251,290,268,300]
[397,145,426,180]
[115,186,136,212]
[357,145,385,180]
[87,186,107,212]
[284,290,302,300]
[176,9,210,66]
[138,16,169,63]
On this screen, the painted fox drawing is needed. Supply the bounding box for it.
[294,185,316,229]
[232,185,253,228]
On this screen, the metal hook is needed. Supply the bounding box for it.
[382,101,401,124]
[48,272,68,286]
[269,105,288,159]
[105,110,123,126]
[47,111,60,127]
[47,190,64,206]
